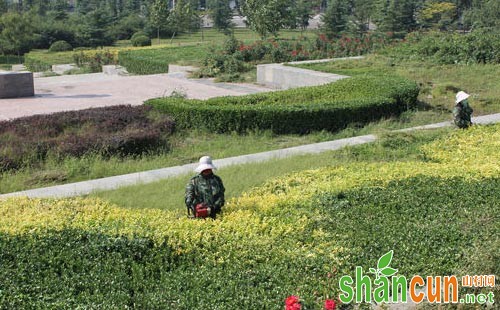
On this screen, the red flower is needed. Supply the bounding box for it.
[324,299,336,310]
[285,295,301,310]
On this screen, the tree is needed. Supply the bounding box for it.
[417,2,457,30]
[149,0,169,44]
[352,0,375,33]
[168,0,201,38]
[0,12,35,57]
[292,0,320,31]
[207,0,233,33]
[241,0,293,38]
[75,9,114,47]
[0,0,8,14]
[374,0,420,33]
[463,0,500,31]
[322,0,351,37]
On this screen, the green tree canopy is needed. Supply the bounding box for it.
[207,0,233,33]
[241,0,293,38]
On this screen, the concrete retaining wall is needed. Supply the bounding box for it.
[0,72,34,98]
[257,64,348,89]
[257,57,364,90]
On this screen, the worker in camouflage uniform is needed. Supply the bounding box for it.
[185,156,225,219]
[453,91,473,129]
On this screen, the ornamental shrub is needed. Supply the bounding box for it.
[72,49,117,72]
[148,75,419,134]
[130,31,149,41]
[383,30,500,64]
[131,35,151,47]
[48,40,73,53]
[0,105,175,172]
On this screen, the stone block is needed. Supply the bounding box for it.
[102,65,129,76]
[11,64,27,72]
[0,71,35,98]
[52,64,77,75]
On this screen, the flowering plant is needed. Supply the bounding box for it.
[324,299,336,310]
[285,295,301,310]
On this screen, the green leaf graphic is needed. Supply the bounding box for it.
[369,268,376,273]
[377,250,393,269]
[380,267,398,277]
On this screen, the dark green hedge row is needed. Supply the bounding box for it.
[118,45,208,75]
[148,75,419,134]
[24,54,52,72]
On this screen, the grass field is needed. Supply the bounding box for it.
[21,29,316,68]
[292,55,500,116]
[0,120,430,194]
[117,28,318,47]
[91,128,452,212]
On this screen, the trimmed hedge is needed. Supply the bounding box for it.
[49,40,73,53]
[118,45,208,75]
[24,53,52,72]
[148,75,419,134]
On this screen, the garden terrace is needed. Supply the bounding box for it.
[148,75,419,134]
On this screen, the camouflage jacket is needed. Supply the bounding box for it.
[453,100,473,128]
[185,173,225,215]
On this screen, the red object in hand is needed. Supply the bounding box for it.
[195,203,210,218]
[285,295,301,310]
[324,299,336,310]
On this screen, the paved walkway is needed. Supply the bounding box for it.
[1,113,499,199]
[0,73,273,121]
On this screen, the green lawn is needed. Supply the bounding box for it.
[291,55,500,116]
[91,128,452,212]
[117,28,318,47]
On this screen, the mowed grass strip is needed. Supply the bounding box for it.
[91,128,451,211]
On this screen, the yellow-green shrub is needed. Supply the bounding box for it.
[0,124,498,308]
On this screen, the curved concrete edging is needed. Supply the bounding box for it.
[256,56,364,89]
[1,113,499,200]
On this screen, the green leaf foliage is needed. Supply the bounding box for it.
[147,75,419,134]
[0,176,497,308]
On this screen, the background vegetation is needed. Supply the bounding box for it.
[1,0,498,57]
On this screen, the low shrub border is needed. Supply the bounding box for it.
[0,105,175,172]
[148,75,419,134]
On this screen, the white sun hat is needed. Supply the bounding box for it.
[195,156,217,173]
[455,91,470,104]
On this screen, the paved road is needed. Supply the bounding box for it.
[1,113,498,199]
[0,73,272,121]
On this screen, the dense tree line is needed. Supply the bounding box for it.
[0,0,498,55]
